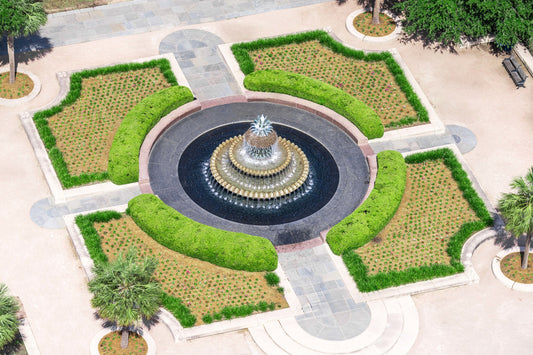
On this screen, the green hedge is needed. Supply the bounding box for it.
[343,148,493,292]
[244,70,384,139]
[32,59,178,189]
[75,211,197,327]
[327,150,406,255]
[128,194,278,272]
[231,30,429,127]
[108,86,194,185]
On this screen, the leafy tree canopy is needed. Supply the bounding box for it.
[0,0,47,38]
[395,0,533,48]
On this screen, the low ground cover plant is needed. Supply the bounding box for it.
[232,30,428,130]
[342,148,493,291]
[76,211,286,327]
[33,59,177,188]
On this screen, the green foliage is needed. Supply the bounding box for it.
[0,284,19,349]
[128,194,278,272]
[0,0,47,37]
[160,293,196,328]
[244,70,384,139]
[498,167,533,238]
[343,148,493,292]
[108,86,194,185]
[232,30,428,127]
[32,59,178,189]
[395,0,533,48]
[88,248,162,328]
[201,302,277,323]
[264,272,280,286]
[327,151,407,254]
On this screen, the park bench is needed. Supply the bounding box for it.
[503,54,527,88]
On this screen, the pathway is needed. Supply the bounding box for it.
[0,0,331,53]
[159,29,240,100]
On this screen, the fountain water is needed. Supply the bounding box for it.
[209,115,310,201]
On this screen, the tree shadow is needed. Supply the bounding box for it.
[0,35,53,71]
[0,331,26,355]
[397,31,459,54]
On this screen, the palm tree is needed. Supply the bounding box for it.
[88,248,161,349]
[0,283,20,349]
[498,167,533,269]
[0,0,47,84]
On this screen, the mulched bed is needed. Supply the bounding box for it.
[98,331,147,355]
[0,73,33,99]
[352,12,396,37]
[500,252,533,284]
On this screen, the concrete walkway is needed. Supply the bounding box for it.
[159,29,240,100]
[1,1,533,354]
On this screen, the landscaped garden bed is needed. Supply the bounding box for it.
[352,12,396,37]
[500,252,533,283]
[232,30,428,131]
[76,209,286,327]
[98,331,147,355]
[338,148,493,291]
[0,72,34,99]
[33,59,179,188]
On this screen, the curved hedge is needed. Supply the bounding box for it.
[244,70,384,139]
[327,150,406,255]
[128,194,278,272]
[231,30,429,127]
[108,86,194,185]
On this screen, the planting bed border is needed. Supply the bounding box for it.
[492,247,533,292]
[341,146,494,293]
[19,54,189,204]
[90,327,155,355]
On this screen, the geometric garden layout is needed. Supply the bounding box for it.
[9,13,517,352]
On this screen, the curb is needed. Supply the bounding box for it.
[345,8,402,42]
[492,246,533,292]
[0,69,41,106]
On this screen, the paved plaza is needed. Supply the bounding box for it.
[1,0,533,354]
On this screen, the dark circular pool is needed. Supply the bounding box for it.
[178,123,339,225]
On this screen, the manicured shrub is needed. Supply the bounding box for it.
[264,272,280,286]
[244,70,384,139]
[161,293,196,328]
[108,86,194,185]
[327,150,406,254]
[127,194,278,272]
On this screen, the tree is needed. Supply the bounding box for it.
[498,167,533,270]
[0,284,19,349]
[394,0,533,48]
[88,249,161,349]
[0,0,47,84]
[372,0,383,25]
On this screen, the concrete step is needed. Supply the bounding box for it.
[250,297,418,355]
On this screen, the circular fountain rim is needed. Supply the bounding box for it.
[140,95,376,250]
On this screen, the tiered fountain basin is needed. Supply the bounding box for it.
[144,99,372,246]
[210,133,309,199]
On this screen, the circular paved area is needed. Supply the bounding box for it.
[148,101,370,246]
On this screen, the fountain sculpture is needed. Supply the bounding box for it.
[209,115,310,200]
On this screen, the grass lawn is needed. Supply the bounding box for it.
[248,40,419,129]
[94,215,287,325]
[357,159,479,274]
